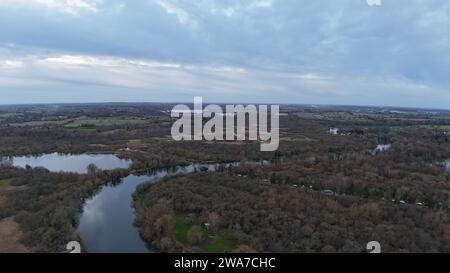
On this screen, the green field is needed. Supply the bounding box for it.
[172,214,236,253]
[0,112,17,118]
[64,127,98,132]
[64,117,149,129]
[11,119,74,127]
[173,214,197,245]
[200,231,236,253]
[0,179,10,188]
[295,111,371,121]
[9,116,151,128]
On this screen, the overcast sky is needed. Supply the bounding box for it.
[0,0,449,108]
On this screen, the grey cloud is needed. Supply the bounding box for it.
[0,0,449,108]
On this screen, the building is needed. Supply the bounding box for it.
[329,128,339,135]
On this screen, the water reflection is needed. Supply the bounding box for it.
[77,174,154,253]
[77,161,266,253]
[5,153,131,174]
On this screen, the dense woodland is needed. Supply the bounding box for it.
[132,105,450,253]
[0,103,449,252]
[133,172,449,253]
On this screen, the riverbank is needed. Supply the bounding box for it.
[77,161,265,253]
[0,165,130,252]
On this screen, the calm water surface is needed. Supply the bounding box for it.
[7,153,132,173]
[77,162,246,253]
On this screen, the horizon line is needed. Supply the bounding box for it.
[0,101,449,112]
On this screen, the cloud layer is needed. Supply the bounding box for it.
[0,0,449,108]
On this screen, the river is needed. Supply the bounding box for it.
[2,152,264,252]
[77,162,249,253]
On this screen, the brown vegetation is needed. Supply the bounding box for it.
[1,103,449,253]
